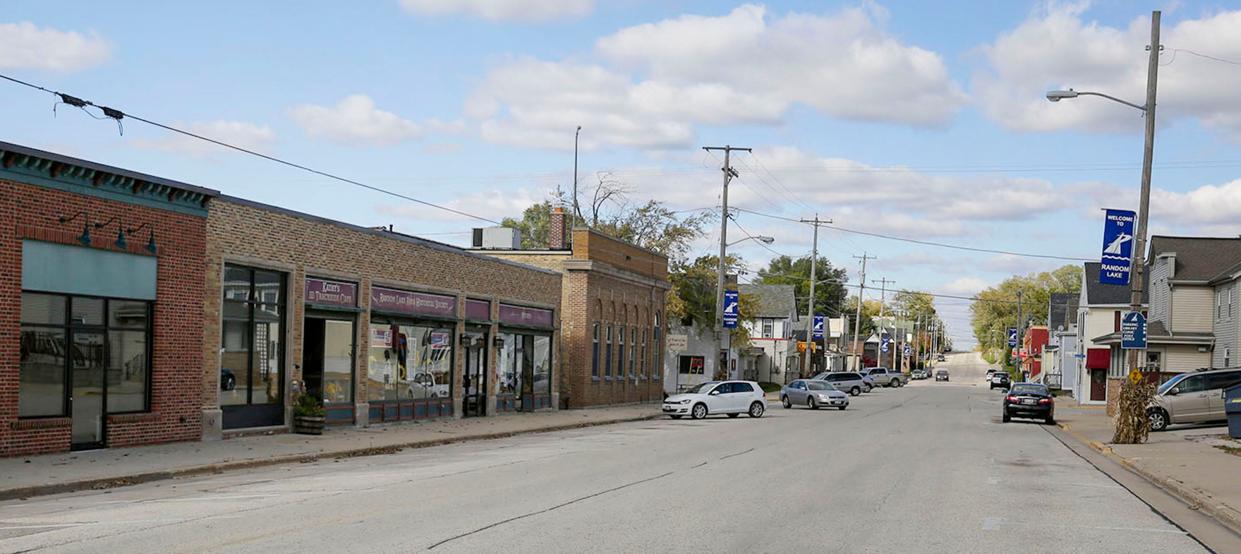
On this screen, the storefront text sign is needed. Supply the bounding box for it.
[465,299,491,321]
[371,286,456,318]
[305,278,357,308]
[499,304,553,328]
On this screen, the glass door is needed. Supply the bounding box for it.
[463,331,487,417]
[71,331,106,449]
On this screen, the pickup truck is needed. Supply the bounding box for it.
[864,367,909,388]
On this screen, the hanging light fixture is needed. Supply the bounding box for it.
[93,217,127,249]
[57,212,92,246]
[127,223,157,254]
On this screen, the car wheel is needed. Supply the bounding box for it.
[781,395,792,409]
[691,403,708,420]
[669,415,682,419]
[850,386,861,396]
[1044,415,1056,425]
[890,379,900,388]
[1148,408,1169,432]
[728,413,740,418]
[838,406,847,411]
[748,402,765,418]
[863,385,872,393]
[1002,413,1011,423]
[808,397,818,410]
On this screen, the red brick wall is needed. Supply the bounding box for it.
[1,179,207,456]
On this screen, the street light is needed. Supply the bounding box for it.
[726,235,775,247]
[1045,89,1147,112]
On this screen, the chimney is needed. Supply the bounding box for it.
[549,206,567,250]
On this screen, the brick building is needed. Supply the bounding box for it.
[477,208,669,407]
[203,197,562,437]
[1,142,216,455]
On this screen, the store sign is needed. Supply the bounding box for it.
[430,331,451,349]
[370,327,392,348]
[499,304,553,328]
[371,286,456,318]
[666,334,688,352]
[305,277,357,308]
[465,299,491,321]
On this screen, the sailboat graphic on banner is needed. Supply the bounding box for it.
[1102,233,1132,258]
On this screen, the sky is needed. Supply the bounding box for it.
[5,0,1241,348]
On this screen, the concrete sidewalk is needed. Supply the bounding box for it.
[1056,405,1241,533]
[0,405,661,501]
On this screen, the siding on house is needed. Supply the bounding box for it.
[1172,286,1214,333]
[1213,281,1239,368]
[1149,256,1172,326]
[1165,345,1211,373]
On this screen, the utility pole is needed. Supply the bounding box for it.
[573,126,582,223]
[1016,290,1024,378]
[800,215,831,377]
[1117,11,1161,444]
[850,253,875,370]
[704,145,751,380]
[873,277,895,368]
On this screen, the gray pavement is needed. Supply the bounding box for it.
[0,353,1207,553]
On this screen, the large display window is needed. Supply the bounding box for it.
[220,265,286,429]
[497,331,552,411]
[367,319,454,408]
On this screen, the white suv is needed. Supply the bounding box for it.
[663,380,767,420]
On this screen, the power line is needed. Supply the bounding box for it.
[729,206,1093,262]
[1172,48,1241,66]
[0,73,503,225]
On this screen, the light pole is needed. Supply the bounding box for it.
[1047,10,1160,443]
[573,126,582,222]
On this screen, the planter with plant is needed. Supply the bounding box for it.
[293,394,326,435]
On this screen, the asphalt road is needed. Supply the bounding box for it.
[0,353,1208,553]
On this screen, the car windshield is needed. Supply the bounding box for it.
[1156,374,1185,395]
[1010,384,1048,396]
[807,381,836,391]
[685,382,719,394]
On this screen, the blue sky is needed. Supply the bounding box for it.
[5,1,1241,347]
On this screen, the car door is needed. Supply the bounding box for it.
[707,383,734,412]
[786,381,803,404]
[732,382,756,411]
[1168,375,1211,422]
[1207,371,1241,419]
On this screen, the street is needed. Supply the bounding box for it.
[0,354,1205,553]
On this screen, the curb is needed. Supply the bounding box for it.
[1056,421,1241,534]
[0,413,662,502]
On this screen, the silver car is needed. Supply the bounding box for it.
[781,379,849,410]
[811,371,870,396]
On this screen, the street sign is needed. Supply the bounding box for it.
[1128,368,1143,385]
[1074,353,1086,359]
[1007,327,1018,347]
[812,315,825,340]
[1122,311,1147,349]
[1100,208,1137,285]
[666,334,688,352]
[722,290,739,329]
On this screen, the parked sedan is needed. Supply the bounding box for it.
[810,371,870,395]
[990,372,1011,390]
[911,369,928,380]
[662,380,767,420]
[782,380,849,410]
[1002,383,1055,424]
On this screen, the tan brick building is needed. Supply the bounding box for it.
[202,197,562,438]
[478,209,669,407]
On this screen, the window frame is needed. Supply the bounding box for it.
[591,321,600,379]
[18,292,154,419]
[221,265,287,408]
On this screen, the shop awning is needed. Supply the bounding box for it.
[1086,348,1111,370]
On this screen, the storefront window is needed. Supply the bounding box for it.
[19,292,152,417]
[499,332,518,395]
[368,320,453,402]
[322,320,354,404]
[221,265,285,407]
[533,335,551,396]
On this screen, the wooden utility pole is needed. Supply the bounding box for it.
[850,253,875,370]
[704,145,750,380]
[800,215,831,377]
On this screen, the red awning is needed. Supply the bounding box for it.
[1086,348,1110,370]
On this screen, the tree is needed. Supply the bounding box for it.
[842,296,885,337]
[970,264,1083,356]
[667,254,757,378]
[753,255,849,319]
[501,180,710,262]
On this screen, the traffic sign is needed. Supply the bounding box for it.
[1121,311,1146,350]
[1100,208,1136,285]
[1128,368,1143,384]
[812,315,825,340]
[1007,327,1018,347]
[722,290,739,329]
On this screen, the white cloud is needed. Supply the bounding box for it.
[290,95,421,145]
[0,22,111,72]
[976,5,1241,140]
[133,120,275,156]
[469,4,966,150]
[1150,179,1241,232]
[378,187,545,223]
[939,277,991,297]
[399,0,593,22]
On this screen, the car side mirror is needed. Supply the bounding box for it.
[1166,388,1179,396]
[709,390,720,396]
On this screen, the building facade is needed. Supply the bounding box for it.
[478,209,669,407]
[202,197,563,437]
[1075,262,1143,406]
[738,284,798,384]
[2,142,216,456]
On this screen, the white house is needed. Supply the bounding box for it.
[739,284,799,384]
[1074,262,1141,405]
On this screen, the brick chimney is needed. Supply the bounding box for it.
[549,206,567,250]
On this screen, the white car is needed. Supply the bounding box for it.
[662,380,767,420]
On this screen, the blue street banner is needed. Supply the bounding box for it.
[1122,311,1147,350]
[903,344,911,356]
[722,290,739,329]
[1007,327,1018,347]
[1100,208,1137,285]
[812,315,825,340]
[881,333,891,354]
